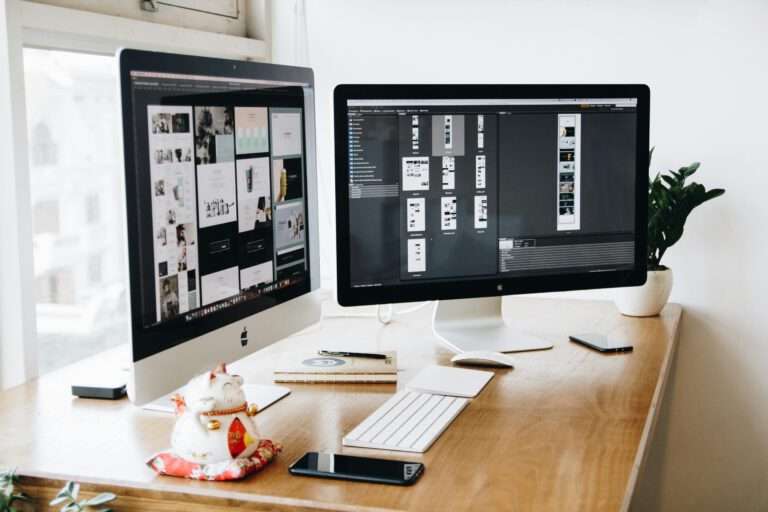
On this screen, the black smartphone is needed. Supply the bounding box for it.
[569,333,633,353]
[288,452,424,486]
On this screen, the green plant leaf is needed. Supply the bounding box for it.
[50,495,71,506]
[84,493,116,506]
[683,162,700,176]
[646,158,725,267]
[705,188,725,200]
[661,175,677,188]
[8,492,29,504]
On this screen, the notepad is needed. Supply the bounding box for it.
[273,351,397,383]
[406,365,493,398]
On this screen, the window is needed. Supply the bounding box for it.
[88,253,103,284]
[24,48,129,375]
[85,194,100,224]
[33,199,60,235]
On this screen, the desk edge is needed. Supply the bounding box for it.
[619,303,683,511]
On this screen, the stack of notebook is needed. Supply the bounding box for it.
[273,351,397,383]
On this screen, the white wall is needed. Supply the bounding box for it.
[274,1,768,509]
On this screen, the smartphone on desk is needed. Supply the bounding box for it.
[289,452,424,485]
[569,333,633,353]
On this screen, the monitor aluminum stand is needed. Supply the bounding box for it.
[432,297,553,353]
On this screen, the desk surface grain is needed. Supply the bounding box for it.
[0,298,681,512]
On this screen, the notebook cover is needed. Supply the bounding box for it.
[273,351,397,376]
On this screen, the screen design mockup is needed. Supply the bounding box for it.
[346,98,638,288]
[129,71,310,329]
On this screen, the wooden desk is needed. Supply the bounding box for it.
[0,298,681,511]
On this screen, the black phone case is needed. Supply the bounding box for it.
[288,458,424,486]
[569,335,633,353]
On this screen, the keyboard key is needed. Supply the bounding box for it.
[345,392,409,441]
[358,391,419,443]
[343,391,471,453]
[412,397,468,452]
[385,394,443,447]
[401,396,454,449]
[371,392,430,445]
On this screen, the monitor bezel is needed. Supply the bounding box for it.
[119,49,320,361]
[334,84,650,306]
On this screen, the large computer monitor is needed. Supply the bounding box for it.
[334,85,649,353]
[119,50,321,405]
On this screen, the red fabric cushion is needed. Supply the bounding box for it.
[147,439,282,481]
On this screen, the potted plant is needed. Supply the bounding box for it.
[615,150,725,316]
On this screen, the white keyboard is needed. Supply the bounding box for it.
[342,390,469,453]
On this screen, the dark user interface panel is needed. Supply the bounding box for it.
[346,98,638,288]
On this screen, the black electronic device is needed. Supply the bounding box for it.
[288,452,424,485]
[71,382,127,400]
[333,84,650,307]
[333,84,650,355]
[569,333,634,353]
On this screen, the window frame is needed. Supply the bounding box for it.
[0,0,270,389]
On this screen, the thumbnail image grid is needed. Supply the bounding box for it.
[557,113,581,231]
[147,105,199,322]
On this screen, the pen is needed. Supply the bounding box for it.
[318,350,387,360]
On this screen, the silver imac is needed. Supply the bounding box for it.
[118,49,321,405]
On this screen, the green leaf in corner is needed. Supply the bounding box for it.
[705,188,725,200]
[683,162,700,176]
[50,495,71,506]
[84,492,116,506]
[661,175,676,188]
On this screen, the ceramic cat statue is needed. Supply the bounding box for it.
[170,363,260,464]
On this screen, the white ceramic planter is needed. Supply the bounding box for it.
[614,269,674,317]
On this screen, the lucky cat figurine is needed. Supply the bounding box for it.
[170,363,260,464]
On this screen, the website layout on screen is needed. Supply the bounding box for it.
[346,98,638,288]
[130,71,309,327]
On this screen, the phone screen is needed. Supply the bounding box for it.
[289,452,424,485]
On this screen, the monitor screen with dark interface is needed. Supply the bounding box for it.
[335,87,649,305]
[124,68,311,357]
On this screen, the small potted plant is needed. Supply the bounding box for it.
[615,150,725,316]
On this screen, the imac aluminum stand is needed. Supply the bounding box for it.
[432,297,554,353]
